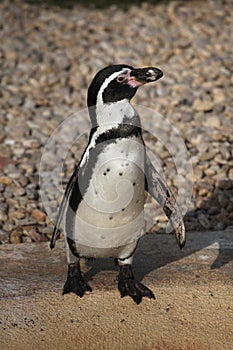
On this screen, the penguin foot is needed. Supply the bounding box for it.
[62,261,92,297]
[118,265,155,304]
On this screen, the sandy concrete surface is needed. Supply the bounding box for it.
[0,230,232,350]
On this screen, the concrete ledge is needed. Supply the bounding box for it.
[0,230,232,350]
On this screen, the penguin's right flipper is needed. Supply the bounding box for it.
[145,155,186,249]
[50,165,79,250]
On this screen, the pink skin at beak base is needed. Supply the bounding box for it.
[127,77,144,88]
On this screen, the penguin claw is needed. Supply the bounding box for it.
[62,262,92,297]
[62,276,92,297]
[118,265,155,304]
[119,279,155,304]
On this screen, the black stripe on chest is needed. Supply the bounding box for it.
[69,123,142,208]
[65,119,143,237]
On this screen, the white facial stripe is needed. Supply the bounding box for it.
[96,69,129,106]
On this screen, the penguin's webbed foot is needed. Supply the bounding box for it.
[118,265,155,304]
[63,261,92,297]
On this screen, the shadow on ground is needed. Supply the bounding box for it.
[24,0,174,9]
[84,229,233,285]
[0,230,232,300]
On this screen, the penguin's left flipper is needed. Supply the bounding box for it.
[50,165,80,250]
[118,265,155,304]
[145,155,186,249]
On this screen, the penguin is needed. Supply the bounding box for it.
[50,64,185,304]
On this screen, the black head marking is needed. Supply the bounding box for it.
[87,64,163,125]
[87,64,137,124]
[87,64,134,106]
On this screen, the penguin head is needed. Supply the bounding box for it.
[87,64,163,125]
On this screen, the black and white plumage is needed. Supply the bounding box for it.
[51,64,185,304]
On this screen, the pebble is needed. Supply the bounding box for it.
[0,229,10,244]
[31,209,47,222]
[0,183,5,192]
[9,210,26,220]
[22,139,41,148]
[193,99,214,112]
[218,193,229,208]
[217,179,232,190]
[0,0,232,244]
[208,206,221,216]
[10,228,23,244]
[0,176,12,185]
[214,222,226,231]
[198,213,211,230]
[28,229,44,242]
[205,116,221,128]
[229,169,233,180]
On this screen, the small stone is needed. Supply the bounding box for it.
[31,209,46,222]
[7,171,22,180]
[21,236,33,243]
[195,181,214,195]
[0,183,5,192]
[217,179,232,190]
[0,176,12,185]
[20,163,36,174]
[0,211,8,221]
[8,95,24,107]
[0,229,10,244]
[0,129,5,143]
[190,134,203,146]
[214,155,229,165]
[198,213,211,229]
[13,218,37,226]
[10,228,22,244]
[204,167,216,176]
[22,139,41,148]
[6,198,19,207]
[11,186,26,196]
[226,202,233,213]
[206,116,221,128]
[214,222,226,230]
[28,229,43,242]
[4,139,15,146]
[219,145,231,160]
[199,148,218,161]
[9,210,26,220]
[13,148,25,156]
[26,188,39,200]
[214,104,225,113]
[213,88,225,104]
[193,99,214,112]
[218,193,229,208]
[229,169,233,180]
[18,175,29,187]
[23,99,36,109]
[208,206,221,216]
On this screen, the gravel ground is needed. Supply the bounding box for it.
[0,0,232,244]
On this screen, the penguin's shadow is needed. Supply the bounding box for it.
[84,231,233,283]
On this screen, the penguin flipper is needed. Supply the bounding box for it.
[145,155,186,249]
[50,166,80,250]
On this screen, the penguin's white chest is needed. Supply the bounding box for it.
[74,136,145,248]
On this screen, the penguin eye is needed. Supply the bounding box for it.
[117,76,126,83]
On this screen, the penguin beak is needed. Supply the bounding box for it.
[130,67,163,85]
